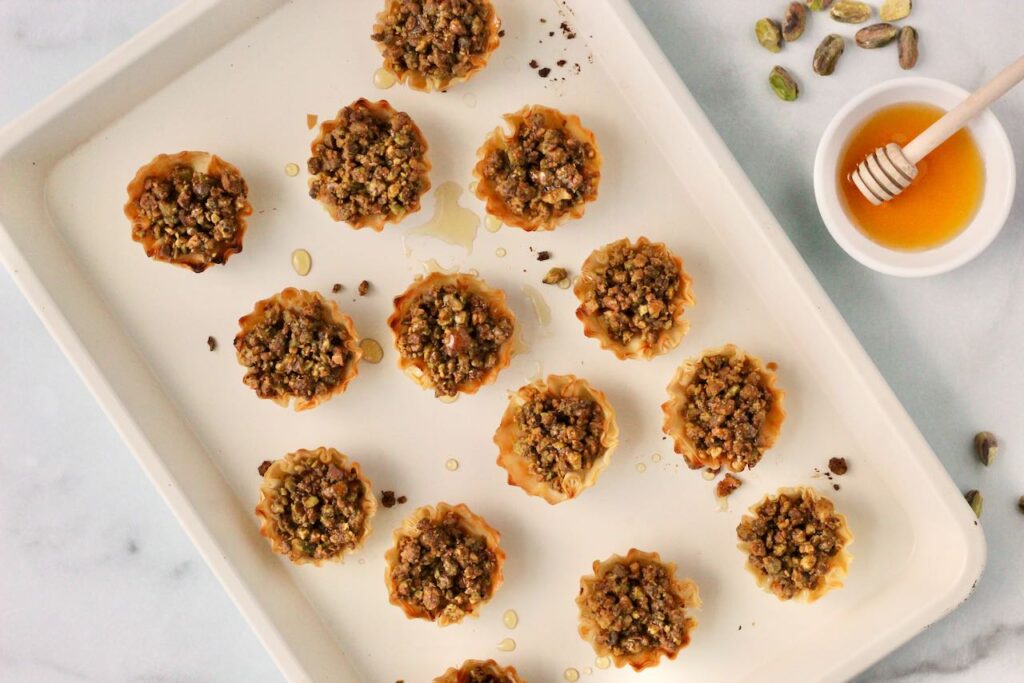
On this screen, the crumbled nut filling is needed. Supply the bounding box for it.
[371,0,494,83]
[396,283,513,397]
[358,280,370,296]
[736,492,846,600]
[134,164,247,262]
[682,353,773,470]
[514,388,605,493]
[542,267,568,285]
[206,335,217,351]
[828,457,848,475]
[581,241,682,347]
[463,664,506,683]
[308,102,427,224]
[582,560,690,658]
[482,112,597,222]
[235,298,352,401]
[716,473,742,498]
[391,512,497,620]
[266,457,369,561]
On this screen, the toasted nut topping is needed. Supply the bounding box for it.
[828,457,848,475]
[716,473,743,498]
[965,489,983,518]
[542,267,569,285]
[974,431,998,466]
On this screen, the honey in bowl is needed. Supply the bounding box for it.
[838,102,985,251]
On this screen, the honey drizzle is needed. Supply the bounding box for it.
[404,182,480,254]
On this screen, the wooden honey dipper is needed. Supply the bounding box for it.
[852,55,1024,206]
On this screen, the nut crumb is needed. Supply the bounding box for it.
[557,59,567,67]
[538,67,551,78]
[397,495,407,504]
[381,490,397,508]
[358,280,370,296]
[529,59,539,68]
[257,460,272,477]
[827,457,848,476]
[537,250,552,261]
[206,335,217,352]
[542,267,568,285]
[332,283,343,294]
[716,473,742,498]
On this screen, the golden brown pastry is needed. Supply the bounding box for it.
[433,659,524,683]
[124,151,251,272]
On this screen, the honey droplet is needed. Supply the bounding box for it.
[495,247,507,257]
[485,215,502,233]
[636,463,647,473]
[595,656,611,670]
[445,458,460,471]
[359,338,383,364]
[583,668,593,676]
[373,67,397,89]
[439,394,460,404]
[503,609,519,629]
[496,637,516,652]
[291,249,312,276]
[405,182,480,254]
[463,93,477,108]
[702,469,717,481]
[284,162,300,177]
[521,285,551,327]
[652,453,662,463]
[306,113,318,130]
[564,669,580,682]
[557,277,571,290]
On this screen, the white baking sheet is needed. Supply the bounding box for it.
[0,0,984,681]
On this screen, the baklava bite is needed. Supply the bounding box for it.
[235,288,361,410]
[577,549,700,672]
[125,151,251,272]
[575,237,695,359]
[371,0,502,91]
[385,503,505,626]
[474,105,602,231]
[494,375,618,504]
[308,99,431,230]
[388,272,515,398]
[433,659,525,683]
[736,487,853,602]
[255,447,376,565]
[662,344,785,471]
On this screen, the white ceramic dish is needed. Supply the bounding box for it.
[0,1,984,681]
[814,77,1016,278]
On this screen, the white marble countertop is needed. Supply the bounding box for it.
[1,1,1021,681]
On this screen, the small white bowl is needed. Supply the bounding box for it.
[814,77,1016,277]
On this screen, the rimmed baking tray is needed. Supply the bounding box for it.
[0,0,984,680]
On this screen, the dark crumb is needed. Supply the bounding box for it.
[206,335,217,352]
[716,473,742,498]
[573,63,581,74]
[257,460,272,477]
[381,490,397,508]
[529,59,539,69]
[828,457,848,476]
[833,484,841,491]
[557,59,567,67]
[498,29,505,37]
[332,283,343,294]
[540,17,547,23]
[738,625,742,631]
[397,495,407,504]
[537,250,552,261]
[538,67,551,78]
[548,31,555,37]
[358,280,370,296]
[560,21,577,39]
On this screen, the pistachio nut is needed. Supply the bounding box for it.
[965,489,983,518]
[880,0,912,21]
[783,3,807,41]
[830,0,872,23]
[768,65,800,101]
[813,34,845,75]
[898,26,919,70]
[974,431,998,466]
[855,23,899,49]
[756,18,783,53]
[806,0,833,10]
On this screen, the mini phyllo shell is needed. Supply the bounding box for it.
[388,272,516,398]
[736,487,853,602]
[494,374,619,504]
[433,659,524,683]
[385,503,505,626]
[125,151,251,272]
[255,447,377,565]
[307,99,431,230]
[577,549,700,672]
[473,105,602,231]
[371,0,502,92]
[235,288,361,411]
[662,344,785,472]
[574,237,695,360]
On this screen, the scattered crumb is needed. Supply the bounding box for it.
[542,267,568,285]
[557,59,567,67]
[529,59,539,69]
[306,113,318,129]
[828,457,848,476]
[358,280,370,296]
[540,17,547,23]
[537,250,551,261]
[498,29,505,37]
[381,490,397,508]
[538,67,551,78]
[716,473,742,498]
[767,361,778,371]
[560,21,577,39]
[332,283,343,293]
[833,484,841,491]
[548,31,555,37]
[206,335,217,352]
[573,63,581,75]
[397,495,407,504]
[257,460,272,477]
